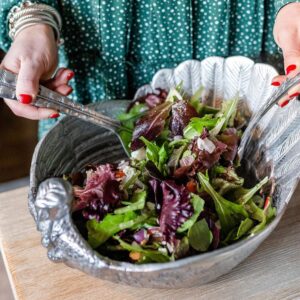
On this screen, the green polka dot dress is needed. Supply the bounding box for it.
[0,0,299,137]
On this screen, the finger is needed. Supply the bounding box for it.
[43,68,74,90]
[54,84,73,96]
[278,33,300,76]
[4,98,59,120]
[16,59,43,103]
[271,75,286,86]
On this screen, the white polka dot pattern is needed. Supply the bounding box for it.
[0,0,299,137]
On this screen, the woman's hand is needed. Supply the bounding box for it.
[0,24,73,119]
[273,2,300,107]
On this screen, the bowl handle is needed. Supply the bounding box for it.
[35,178,109,271]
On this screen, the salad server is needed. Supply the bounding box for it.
[0,69,131,156]
[238,72,300,158]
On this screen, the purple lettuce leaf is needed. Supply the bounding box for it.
[159,180,193,243]
[127,89,168,112]
[170,101,198,136]
[191,138,227,173]
[131,101,172,150]
[73,164,122,221]
[217,128,240,163]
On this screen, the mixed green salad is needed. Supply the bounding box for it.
[69,85,276,264]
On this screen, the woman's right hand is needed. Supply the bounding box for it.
[0,24,74,119]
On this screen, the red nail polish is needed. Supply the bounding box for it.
[49,113,60,119]
[18,94,32,104]
[286,64,297,75]
[289,92,300,98]
[67,71,74,80]
[279,100,289,108]
[271,81,281,86]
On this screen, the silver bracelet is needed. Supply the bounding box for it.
[7,1,63,45]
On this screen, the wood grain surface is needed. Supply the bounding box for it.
[0,186,299,300]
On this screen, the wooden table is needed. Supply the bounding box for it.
[0,187,300,300]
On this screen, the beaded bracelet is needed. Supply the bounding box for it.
[7,1,63,45]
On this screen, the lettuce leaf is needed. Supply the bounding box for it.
[178,194,205,233]
[113,236,171,263]
[183,116,218,139]
[87,211,149,248]
[114,190,147,214]
[188,219,213,252]
[197,172,248,235]
[131,101,172,150]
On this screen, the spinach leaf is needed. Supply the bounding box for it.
[188,219,213,252]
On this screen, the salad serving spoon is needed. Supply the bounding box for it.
[1,68,300,161]
[238,72,300,158]
[0,69,131,156]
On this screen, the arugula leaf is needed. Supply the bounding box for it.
[197,172,248,235]
[183,116,218,139]
[167,145,187,170]
[140,137,169,175]
[189,86,204,113]
[237,177,269,205]
[114,190,147,214]
[118,103,147,127]
[211,165,244,195]
[245,200,267,234]
[174,236,190,259]
[235,218,254,239]
[118,130,133,154]
[188,219,213,252]
[113,236,171,263]
[87,211,149,248]
[209,116,226,136]
[166,87,183,102]
[178,194,205,233]
[221,96,239,129]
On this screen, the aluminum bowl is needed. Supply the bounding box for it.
[29,56,300,288]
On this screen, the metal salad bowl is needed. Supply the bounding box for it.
[29,56,300,288]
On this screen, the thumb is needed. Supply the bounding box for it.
[16,60,43,103]
[279,30,300,75]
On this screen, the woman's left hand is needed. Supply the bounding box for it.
[273,2,300,107]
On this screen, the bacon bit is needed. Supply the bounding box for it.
[264,196,270,210]
[115,170,125,178]
[186,180,197,193]
[129,251,142,261]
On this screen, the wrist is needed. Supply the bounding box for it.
[15,23,56,41]
[8,2,62,45]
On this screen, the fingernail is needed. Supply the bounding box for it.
[271,81,281,86]
[67,71,74,80]
[286,64,297,75]
[289,92,300,98]
[49,113,60,119]
[279,100,289,108]
[18,94,32,104]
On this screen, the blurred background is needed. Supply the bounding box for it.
[0,49,35,300]
[0,49,38,186]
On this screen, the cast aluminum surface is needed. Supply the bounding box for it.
[29,56,300,288]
